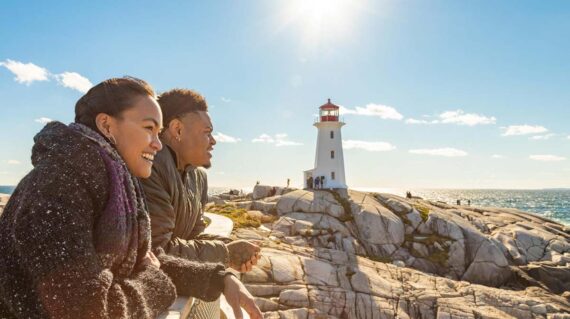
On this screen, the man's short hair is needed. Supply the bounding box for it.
[157,88,208,128]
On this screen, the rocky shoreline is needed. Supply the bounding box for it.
[2,187,569,318]
[211,185,570,318]
[0,193,9,214]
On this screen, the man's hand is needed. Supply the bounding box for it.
[226,240,261,272]
[140,251,161,268]
[223,275,262,319]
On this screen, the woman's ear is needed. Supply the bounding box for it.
[95,113,113,137]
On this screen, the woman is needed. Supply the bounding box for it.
[0,77,261,318]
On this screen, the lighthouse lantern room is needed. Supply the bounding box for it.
[304,99,347,189]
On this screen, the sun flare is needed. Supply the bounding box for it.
[279,0,366,52]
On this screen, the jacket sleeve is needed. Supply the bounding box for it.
[156,249,229,301]
[142,164,229,264]
[188,168,209,238]
[14,169,176,319]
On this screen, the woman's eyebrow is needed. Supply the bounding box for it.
[143,118,161,128]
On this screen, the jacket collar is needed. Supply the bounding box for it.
[163,142,198,174]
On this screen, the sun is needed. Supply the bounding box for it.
[295,0,351,24]
[278,0,366,53]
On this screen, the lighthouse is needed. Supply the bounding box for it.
[304,99,347,189]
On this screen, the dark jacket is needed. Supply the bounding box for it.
[141,144,229,264]
[0,122,227,319]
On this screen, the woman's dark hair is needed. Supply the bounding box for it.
[74,76,156,132]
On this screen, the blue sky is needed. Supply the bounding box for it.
[1,0,569,189]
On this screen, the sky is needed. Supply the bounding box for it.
[1,0,569,190]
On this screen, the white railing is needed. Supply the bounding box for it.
[158,212,244,319]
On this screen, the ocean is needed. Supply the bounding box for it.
[212,187,570,225]
[412,188,570,225]
[2,185,569,225]
[0,186,15,195]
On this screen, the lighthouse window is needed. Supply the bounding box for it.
[331,150,335,159]
[331,171,336,180]
[330,131,334,139]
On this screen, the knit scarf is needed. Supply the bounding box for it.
[69,123,151,277]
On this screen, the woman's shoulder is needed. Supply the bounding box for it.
[20,123,110,208]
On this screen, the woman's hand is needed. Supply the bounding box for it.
[141,251,161,268]
[223,275,262,319]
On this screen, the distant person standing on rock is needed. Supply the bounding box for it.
[141,89,260,272]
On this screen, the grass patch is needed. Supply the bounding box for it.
[369,255,393,263]
[400,213,412,226]
[408,245,449,267]
[323,189,354,221]
[405,233,452,246]
[338,214,355,222]
[208,204,262,228]
[413,204,431,222]
[428,249,449,267]
[405,233,451,268]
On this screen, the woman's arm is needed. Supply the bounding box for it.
[14,169,176,318]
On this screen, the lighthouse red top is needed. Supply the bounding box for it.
[319,98,340,122]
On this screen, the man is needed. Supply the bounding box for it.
[141,88,262,318]
[142,88,259,271]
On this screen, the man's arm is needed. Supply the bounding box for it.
[188,168,210,238]
[141,165,229,264]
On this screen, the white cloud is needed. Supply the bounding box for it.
[276,140,303,146]
[212,132,241,143]
[406,110,495,126]
[491,154,505,159]
[343,140,396,152]
[252,133,302,146]
[409,148,468,157]
[1,59,92,93]
[529,133,556,140]
[7,160,21,165]
[502,125,548,136]
[221,97,232,103]
[529,155,566,162]
[35,117,53,124]
[438,110,496,126]
[252,134,274,143]
[405,118,431,124]
[340,103,403,120]
[567,135,570,140]
[54,72,93,93]
[0,59,49,85]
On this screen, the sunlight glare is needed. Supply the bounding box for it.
[279,0,365,55]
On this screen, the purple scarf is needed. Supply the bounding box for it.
[70,123,151,277]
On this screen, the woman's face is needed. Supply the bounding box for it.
[109,95,163,178]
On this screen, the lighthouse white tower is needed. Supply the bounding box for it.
[304,99,347,189]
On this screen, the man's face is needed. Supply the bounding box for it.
[177,111,216,168]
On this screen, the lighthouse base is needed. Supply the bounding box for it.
[303,169,347,190]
